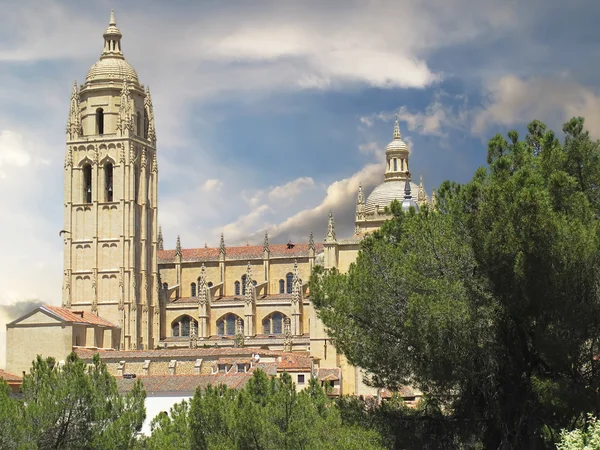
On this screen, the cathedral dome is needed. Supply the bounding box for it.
[84,10,140,86]
[386,138,408,152]
[85,58,139,85]
[365,180,419,215]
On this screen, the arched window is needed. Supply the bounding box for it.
[172,315,197,338]
[207,282,213,288]
[263,312,285,335]
[234,281,240,296]
[393,158,397,171]
[216,314,243,336]
[104,163,113,202]
[83,164,92,203]
[279,279,285,294]
[241,275,247,295]
[190,283,196,297]
[286,272,293,294]
[96,108,104,135]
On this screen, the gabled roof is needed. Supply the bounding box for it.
[9,305,117,328]
[0,369,22,382]
[158,243,323,263]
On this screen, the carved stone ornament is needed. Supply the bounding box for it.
[66,81,82,140]
[141,148,147,169]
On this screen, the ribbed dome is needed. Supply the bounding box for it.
[86,58,139,85]
[365,180,419,215]
[386,138,409,152]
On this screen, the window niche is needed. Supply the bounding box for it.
[96,108,104,135]
[104,163,113,202]
[82,164,92,203]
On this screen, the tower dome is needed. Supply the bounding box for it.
[84,10,140,86]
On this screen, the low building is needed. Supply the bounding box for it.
[0,369,22,394]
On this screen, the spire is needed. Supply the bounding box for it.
[198,263,208,305]
[325,211,336,242]
[263,231,270,254]
[244,262,254,305]
[292,260,302,304]
[404,172,412,199]
[101,10,123,59]
[145,87,157,144]
[357,183,364,205]
[308,231,314,251]
[116,79,133,135]
[393,113,401,139]
[66,81,82,140]
[418,175,426,203]
[431,189,438,210]
[157,226,164,251]
[219,233,226,256]
[175,235,182,257]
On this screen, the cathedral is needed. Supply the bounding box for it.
[5,12,434,397]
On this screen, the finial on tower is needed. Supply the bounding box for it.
[219,233,226,255]
[308,231,315,251]
[393,113,402,139]
[109,9,116,26]
[357,183,364,205]
[326,211,336,242]
[263,231,270,254]
[175,235,182,257]
[157,226,164,251]
[431,189,438,210]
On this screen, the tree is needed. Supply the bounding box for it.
[557,414,600,449]
[311,118,600,449]
[19,352,146,449]
[152,369,385,450]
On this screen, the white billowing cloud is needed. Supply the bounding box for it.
[268,177,315,201]
[0,130,33,168]
[221,204,274,245]
[473,75,600,137]
[358,142,381,156]
[202,178,224,192]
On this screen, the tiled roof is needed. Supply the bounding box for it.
[74,347,306,361]
[42,305,116,328]
[116,373,253,394]
[0,370,22,382]
[317,368,341,381]
[277,354,312,371]
[158,243,324,263]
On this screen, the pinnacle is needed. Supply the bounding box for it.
[109,9,116,26]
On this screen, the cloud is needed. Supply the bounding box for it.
[268,177,315,201]
[202,179,223,192]
[473,75,600,137]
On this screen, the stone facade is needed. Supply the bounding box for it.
[6,11,432,400]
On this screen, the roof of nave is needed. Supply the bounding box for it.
[158,243,324,264]
[116,372,253,394]
[74,347,309,361]
[27,305,116,328]
[0,369,22,382]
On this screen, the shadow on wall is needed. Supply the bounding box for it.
[0,300,44,370]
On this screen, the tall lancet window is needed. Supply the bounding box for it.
[393,158,397,172]
[144,109,149,139]
[104,163,113,202]
[83,164,92,203]
[190,282,196,297]
[286,272,293,294]
[96,108,104,135]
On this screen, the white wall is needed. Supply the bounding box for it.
[142,393,192,435]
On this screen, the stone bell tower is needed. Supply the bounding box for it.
[62,10,159,350]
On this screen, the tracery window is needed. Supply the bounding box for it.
[286,272,293,294]
[216,314,243,336]
[263,312,285,335]
[191,282,196,297]
[171,315,197,338]
[279,279,285,294]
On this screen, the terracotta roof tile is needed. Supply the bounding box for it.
[277,354,312,371]
[42,305,116,328]
[158,243,323,264]
[0,370,22,382]
[116,373,253,394]
[317,368,341,381]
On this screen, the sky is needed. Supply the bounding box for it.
[1,0,600,368]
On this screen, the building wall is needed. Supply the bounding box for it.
[6,319,73,375]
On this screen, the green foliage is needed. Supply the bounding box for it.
[145,369,384,450]
[557,414,600,449]
[0,352,146,449]
[311,117,600,449]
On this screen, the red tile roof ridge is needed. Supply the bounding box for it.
[42,305,116,328]
[0,369,22,381]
